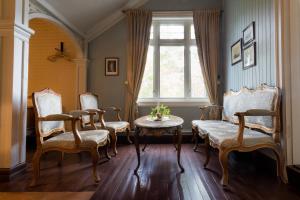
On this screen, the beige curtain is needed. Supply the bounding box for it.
[193,10,221,105]
[124,9,152,128]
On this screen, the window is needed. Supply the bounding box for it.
[138,16,207,104]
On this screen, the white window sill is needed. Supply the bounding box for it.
[137,98,210,107]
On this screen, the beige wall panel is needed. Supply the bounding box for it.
[28,19,77,113]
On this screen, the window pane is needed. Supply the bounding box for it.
[191,25,195,39]
[191,46,206,98]
[139,46,154,98]
[150,26,153,39]
[160,25,184,39]
[160,46,184,98]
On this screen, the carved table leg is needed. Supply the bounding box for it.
[177,126,184,172]
[134,127,141,174]
[142,134,148,151]
[173,129,178,150]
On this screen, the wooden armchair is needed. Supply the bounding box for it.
[191,85,287,186]
[79,93,131,156]
[30,89,110,186]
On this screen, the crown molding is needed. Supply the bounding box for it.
[0,20,34,40]
[86,0,150,42]
[36,0,85,38]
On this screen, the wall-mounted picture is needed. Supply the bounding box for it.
[231,39,242,65]
[105,57,119,76]
[243,42,256,69]
[243,21,255,46]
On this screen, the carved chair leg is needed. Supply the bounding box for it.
[105,142,111,160]
[203,136,210,168]
[272,148,288,183]
[58,152,64,166]
[193,129,199,152]
[192,127,196,142]
[91,149,100,183]
[30,149,42,187]
[219,149,230,186]
[126,128,132,144]
[110,131,118,156]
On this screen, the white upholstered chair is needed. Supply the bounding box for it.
[30,89,110,186]
[79,93,131,155]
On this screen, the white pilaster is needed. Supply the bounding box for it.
[0,0,34,169]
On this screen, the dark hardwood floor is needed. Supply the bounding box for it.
[1,143,300,200]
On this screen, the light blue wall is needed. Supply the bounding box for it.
[223,0,276,91]
[88,0,222,130]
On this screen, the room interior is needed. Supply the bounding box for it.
[1,0,300,199]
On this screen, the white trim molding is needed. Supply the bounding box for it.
[137,98,210,107]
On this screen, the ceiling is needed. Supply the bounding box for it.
[37,0,149,41]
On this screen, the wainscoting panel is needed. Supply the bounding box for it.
[223,0,275,91]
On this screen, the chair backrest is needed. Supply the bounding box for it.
[32,88,65,138]
[222,84,280,137]
[79,93,99,124]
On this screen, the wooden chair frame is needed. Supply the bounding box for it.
[30,89,110,187]
[192,85,287,186]
[79,92,131,155]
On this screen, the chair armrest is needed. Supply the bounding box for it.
[69,110,90,117]
[233,109,276,146]
[234,109,276,117]
[70,110,98,129]
[38,114,77,121]
[101,106,122,121]
[199,105,223,120]
[39,114,82,145]
[83,109,106,129]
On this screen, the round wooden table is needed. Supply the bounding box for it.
[133,115,185,173]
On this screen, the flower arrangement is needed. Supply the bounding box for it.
[150,103,171,121]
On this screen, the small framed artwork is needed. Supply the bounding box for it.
[243,42,256,69]
[243,21,255,46]
[105,57,119,76]
[231,39,242,65]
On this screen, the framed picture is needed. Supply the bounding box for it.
[243,42,256,69]
[105,57,119,76]
[231,39,242,65]
[243,21,255,46]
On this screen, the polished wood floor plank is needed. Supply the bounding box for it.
[1,144,300,200]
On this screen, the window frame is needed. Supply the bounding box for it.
[138,16,209,106]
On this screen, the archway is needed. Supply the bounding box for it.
[26,17,86,148]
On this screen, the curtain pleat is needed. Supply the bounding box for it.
[193,10,220,105]
[124,9,152,129]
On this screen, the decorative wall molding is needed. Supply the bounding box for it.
[0,0,34,169]
[29,0,84,40]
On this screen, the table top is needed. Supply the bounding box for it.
[134,115,184,129]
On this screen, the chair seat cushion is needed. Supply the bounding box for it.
[192,120,274,147]
[43,129,109,149]
[96,121,129,131]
